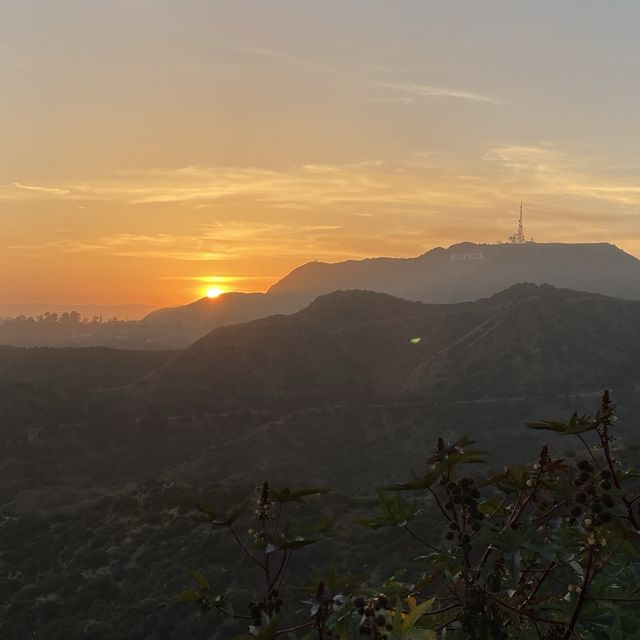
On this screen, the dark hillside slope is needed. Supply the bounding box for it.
[133,284,640,413]
[0,346,173,390]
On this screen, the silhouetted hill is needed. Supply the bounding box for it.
[142,291,305,332]
[4,243,640,350]
[269,242,640,301]
[141,243,640,342]
[133,284,640,413]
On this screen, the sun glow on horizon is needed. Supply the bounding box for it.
[206,286,225,299]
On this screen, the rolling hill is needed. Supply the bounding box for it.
[140,242,640,341]
[133,283,640,413]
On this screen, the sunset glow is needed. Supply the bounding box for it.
[3,2,640,310]
[206,287,225,299]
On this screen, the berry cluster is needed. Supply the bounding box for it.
[353,594,392,638]
[443,477,484,554]
[249,482,274,543]
[255,481,273,522]
[572,461,615,530]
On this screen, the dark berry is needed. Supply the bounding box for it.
[448,521,459,530]
[353,597,366,610]
[602,494,614,507]
[445,531,455,540]
[600,511,613,523]
[600,480,612,491]
[577,460,593,472]
[570,506,582,517]
[600,469,612,480]
[575,492,586,504]
[579,471,590,483]
[375,615,386,627]
[445,501,454,510]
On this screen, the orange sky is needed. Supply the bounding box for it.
[3,2,640,307]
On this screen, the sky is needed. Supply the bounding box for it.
[2,1,640,308]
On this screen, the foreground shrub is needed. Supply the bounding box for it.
[181,391,640,639]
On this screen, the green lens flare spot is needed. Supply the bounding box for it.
[410,337,421,344]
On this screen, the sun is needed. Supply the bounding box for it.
[206,286,224,299]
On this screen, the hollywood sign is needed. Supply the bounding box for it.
[449,252,485,261]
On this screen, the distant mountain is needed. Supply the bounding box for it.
[141,242,640,340]
[132,284,640,413]
[268,241,640,301]
[142,291,306,333]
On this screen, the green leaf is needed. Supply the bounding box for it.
[194,502,218,518]
[527,406,616,435]
[190,571,209,592]
[189,514,214,524]
[402,597,434,631]
[385,469,440,492]
[176,589,201,603]
[266,537,317,553]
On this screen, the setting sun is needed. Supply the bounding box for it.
[206,286,225,299]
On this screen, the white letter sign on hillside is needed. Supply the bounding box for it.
[449,252,485,261]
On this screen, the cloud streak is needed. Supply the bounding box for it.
[374,81,501,104]
[12,181,70,195]
[4,144,640,265]
[5,147,640,216]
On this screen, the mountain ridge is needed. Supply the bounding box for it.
[143,242,640,339]
[130,283,640,414]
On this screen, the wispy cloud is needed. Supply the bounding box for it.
[6,149,640,215]
[12,181,70,195]
[374,81,501,104]
[4,145,640,264]
[3,163,487,209]
[484,143,640,205]
[31,222,359,263]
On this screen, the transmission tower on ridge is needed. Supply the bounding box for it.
[507,201,526,244]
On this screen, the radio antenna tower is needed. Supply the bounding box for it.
[507,201,526,244]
